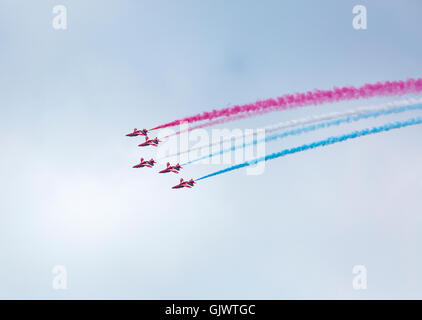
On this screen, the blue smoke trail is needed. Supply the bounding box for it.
[185,104,422,166]
[196,116,422,181]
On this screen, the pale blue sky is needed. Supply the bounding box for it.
[1,0,422,299]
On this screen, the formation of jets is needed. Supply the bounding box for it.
[126,128,195,189]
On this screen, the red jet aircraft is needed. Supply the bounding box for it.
[159,162,183,174]
[172,178,196,189]
[126,128,149,137]
[138,136,161,147]
[132,157,156,168]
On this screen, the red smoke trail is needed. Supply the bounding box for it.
[163,109,271,138]
[151,78,422,131]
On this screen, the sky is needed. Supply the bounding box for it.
[0,0,422,299]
